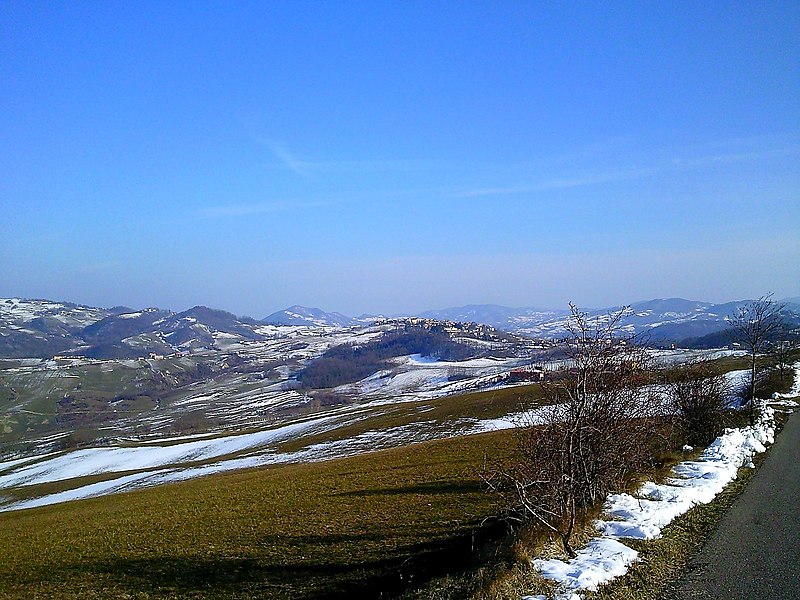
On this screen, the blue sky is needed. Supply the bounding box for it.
[1,1,798,317]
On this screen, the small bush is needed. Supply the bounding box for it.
[310,391,349,407]
[668,362,728,447]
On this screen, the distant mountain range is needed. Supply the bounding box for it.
[420,304,567,329]
[0,299,266,359]
[1,296,798,359]
[420,304,569,332]
[423,298,800,344]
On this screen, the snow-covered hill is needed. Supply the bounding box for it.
[0,298,116,358]
[3,296,798,359]
[512,298,745,340]
[262,305,357,328]
[0,298,114,328]
[0,299,268,359]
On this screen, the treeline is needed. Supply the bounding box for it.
[297,327,479,389]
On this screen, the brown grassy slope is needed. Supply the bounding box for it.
[0,429,515,599]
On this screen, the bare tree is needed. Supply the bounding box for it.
[726,294,785,424]
[485,304,657,557]
[772,338,798,387]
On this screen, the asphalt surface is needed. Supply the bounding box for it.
[665,409,800,599]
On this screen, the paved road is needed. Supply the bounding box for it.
[665,410,800,599]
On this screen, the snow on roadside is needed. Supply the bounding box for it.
[597,406,774,540]
[528,400,778,599]
[525,539,638,600]
[772,361,800,400]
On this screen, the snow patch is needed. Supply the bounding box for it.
[532,538,638,595]
[0,416,335,490]
[772,362,800,400]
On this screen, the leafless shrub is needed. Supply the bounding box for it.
[668,362,728,447]
[485,304,658,558]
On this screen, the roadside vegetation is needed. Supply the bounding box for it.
[586,434,774,600]
[484,304,660,558]
[408,366,796,600]
[726,294,788,424]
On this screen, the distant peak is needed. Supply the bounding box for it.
[262,306,354,327]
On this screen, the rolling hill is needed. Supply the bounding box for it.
[2,297,798,360]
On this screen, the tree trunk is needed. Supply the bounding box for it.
[560,532,577,559]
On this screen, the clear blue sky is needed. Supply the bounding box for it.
[2,1,798,317]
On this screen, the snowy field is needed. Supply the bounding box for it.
[0,406,528,512]
[0,367,686,513]
[0,352,763,513]
[0,356,539,513]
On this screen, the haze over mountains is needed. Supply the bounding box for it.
[267,298,800,340]
[2,296,799,360]
[422,299,757,339]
